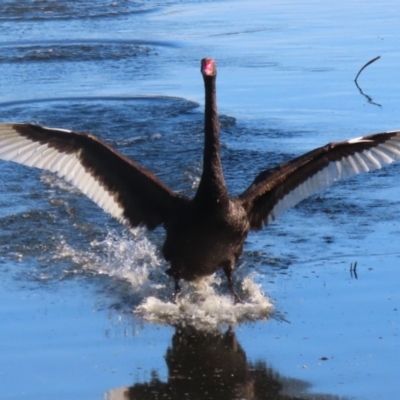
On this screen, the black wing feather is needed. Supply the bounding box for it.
[0,123,186,229]
[239,131,400,230]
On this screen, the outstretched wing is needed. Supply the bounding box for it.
[239,131,400,230]
[0,123,186,229]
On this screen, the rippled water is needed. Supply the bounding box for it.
[1,0,400,399]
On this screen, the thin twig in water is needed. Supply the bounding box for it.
[354,56,381,83]
[354,56,381,107]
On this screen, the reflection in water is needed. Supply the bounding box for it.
[106,327,345,400]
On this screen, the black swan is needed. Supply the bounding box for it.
[0,58,399,301]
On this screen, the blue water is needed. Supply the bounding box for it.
[0,0,400,399]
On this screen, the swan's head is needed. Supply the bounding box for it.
[201,58,217,77]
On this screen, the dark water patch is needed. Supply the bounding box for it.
[220,142,306,195]
[0,95,198,116]
[225,120,313,143]
[0,39,178,63]
[0,162,48,216]
[0,0,163,22]
[0,208,81,288]
[220,122,308,192]
[218,114,237,128]
[221,147,277,194]
[0,210,58,255]
[0,43,152,63]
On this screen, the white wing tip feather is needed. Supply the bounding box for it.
[347,137,373,144]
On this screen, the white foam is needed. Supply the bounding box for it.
[136,274,273,330]
[99,232,274,328]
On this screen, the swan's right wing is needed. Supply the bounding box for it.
[239,130,400,230]
[0,123,186,230]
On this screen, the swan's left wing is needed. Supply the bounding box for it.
[0,123,186,230]
[239,130,400,230]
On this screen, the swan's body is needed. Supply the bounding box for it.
[0,58,399,300]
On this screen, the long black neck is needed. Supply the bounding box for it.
[194,74,228,206]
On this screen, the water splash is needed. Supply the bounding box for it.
[136,274,273,330]
[92,230,164,296]
[56,230,273,329]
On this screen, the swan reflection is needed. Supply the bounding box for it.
[106,326,345,400]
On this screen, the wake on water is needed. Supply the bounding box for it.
[57,230,273,330]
